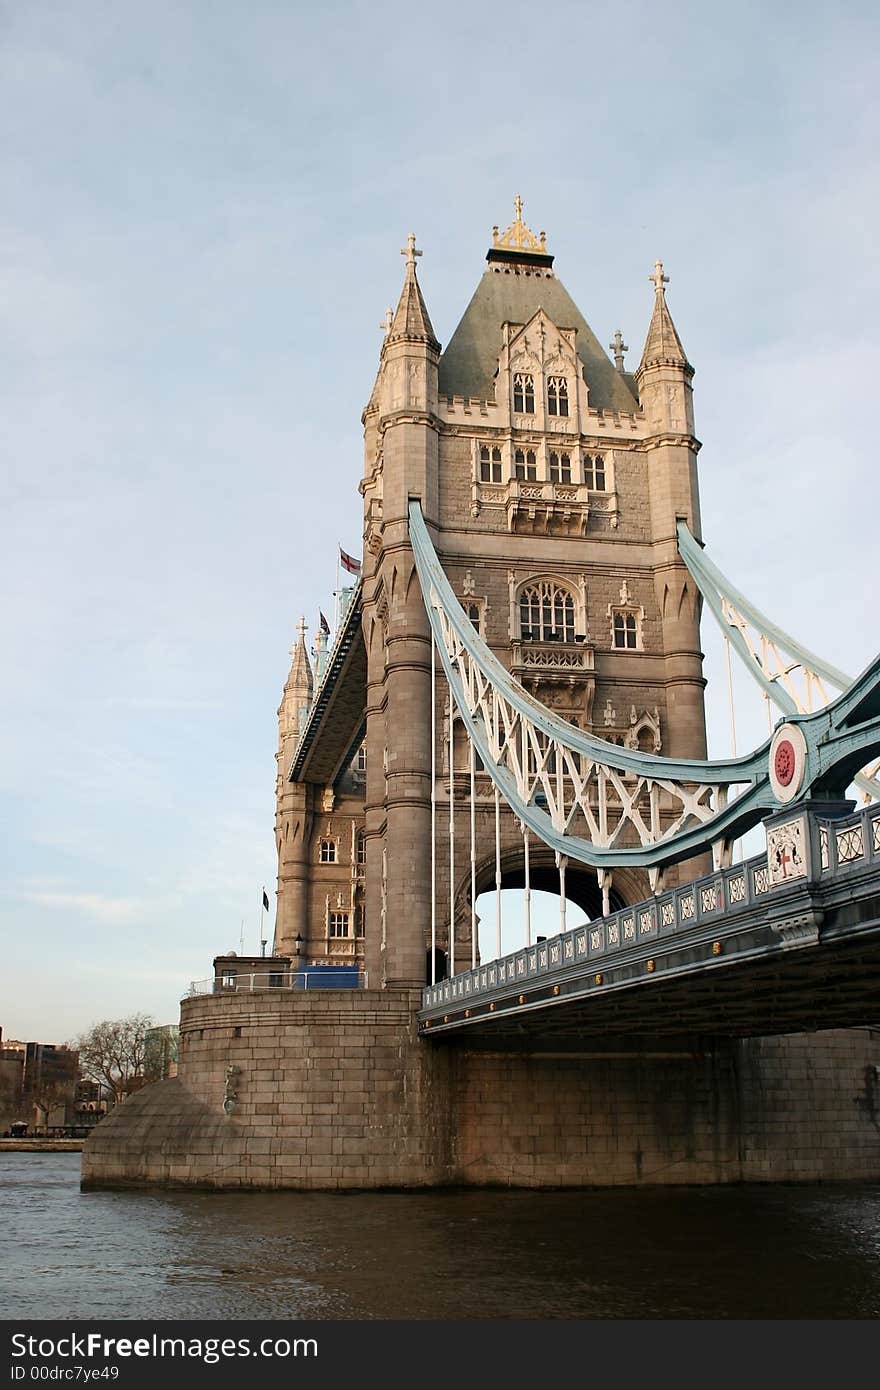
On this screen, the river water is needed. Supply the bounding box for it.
[2,1153,880,1320]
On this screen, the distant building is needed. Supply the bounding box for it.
[74,1078,110,1128]
[0,1028,81,1132]
[0,1034,26,1131]
[24,1042,80,1129]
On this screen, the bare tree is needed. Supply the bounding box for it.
[74,1013,154,1106]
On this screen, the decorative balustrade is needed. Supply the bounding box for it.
[421,801,880,1015]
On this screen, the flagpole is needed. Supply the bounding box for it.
[334,546,340,637]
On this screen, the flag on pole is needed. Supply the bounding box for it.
[340,547,361,576]
[262,888,270,912]
[319,611,330,634]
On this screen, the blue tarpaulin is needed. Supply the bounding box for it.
[299,965,360,988]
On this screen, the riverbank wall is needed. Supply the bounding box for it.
[1,1139,84,1152]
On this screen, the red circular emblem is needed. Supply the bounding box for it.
[774,740,795,787]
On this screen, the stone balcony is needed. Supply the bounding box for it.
[499,480,619,534]
[510,638,596,713]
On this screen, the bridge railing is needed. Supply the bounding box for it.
[817,802,880,877]
[184,969,369,998]
[422,800,880,1014]
[422,853,769,1012]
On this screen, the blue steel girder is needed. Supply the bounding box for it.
[408,501,880,872]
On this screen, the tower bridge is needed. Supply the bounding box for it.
[83,204,880,1192]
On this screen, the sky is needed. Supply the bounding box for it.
[2,1,878,1045]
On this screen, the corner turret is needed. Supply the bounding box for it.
[636,260,694,437]
[277,617,313,766]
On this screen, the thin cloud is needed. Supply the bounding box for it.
[9,890,145,925]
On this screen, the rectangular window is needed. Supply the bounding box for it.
[549,451,571,483]
[319,840,337,863]
[328,911,350,938]
[584,454,606,490]
[479,445,502,483]
[514,448,537,481]
[613,612,638,649]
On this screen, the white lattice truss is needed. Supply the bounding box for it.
[720,595,833,714]
[431,586,747,871]
[676,521,880,803]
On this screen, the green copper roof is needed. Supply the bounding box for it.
[438,262,640,414]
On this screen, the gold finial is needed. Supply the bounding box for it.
[650,259,669,294]
[401,232,422,267]
[492,197,549,255]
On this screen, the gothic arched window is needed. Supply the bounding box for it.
[547,377,569,417]
[548,451,571,483]
[355,830,366,866]
[514,448,537,481]
[519,580,576,643]
[513,373,535,414]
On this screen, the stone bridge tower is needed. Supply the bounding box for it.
[82,206,880,1196]
[356,203,708,988]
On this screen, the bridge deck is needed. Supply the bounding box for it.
[419,803,880,1042]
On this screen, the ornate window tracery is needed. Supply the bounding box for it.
[547,377,569,416]
[513,373,535,414]
[519,579,576,643]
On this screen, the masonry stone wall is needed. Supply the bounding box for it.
[82,987,880,1190]
[449,1029,880,1187]
[82,990,451,1191]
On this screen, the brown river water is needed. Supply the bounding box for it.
[2,1153,880,1320]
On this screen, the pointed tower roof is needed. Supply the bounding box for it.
[388,233,440,351]
[438,200,639,412]
[281,617,313,708]
[638,260,691,373]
